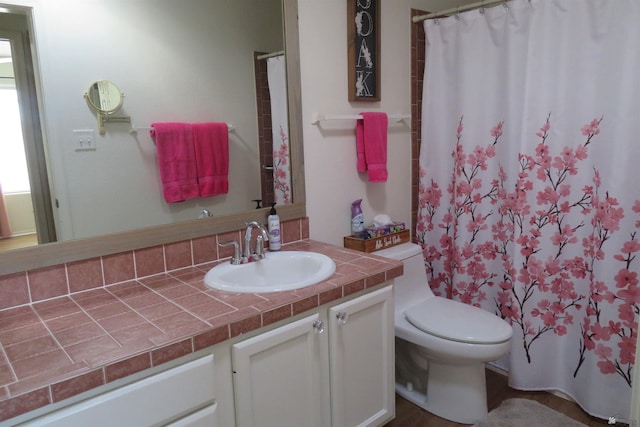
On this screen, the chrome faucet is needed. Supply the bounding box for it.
[218,240,241,265]
[243,221,270,263]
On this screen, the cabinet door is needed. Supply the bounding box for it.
[165,403,218,427]
[329,286,394,427]
[232,313,330,427]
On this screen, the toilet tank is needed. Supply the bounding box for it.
[375,243,435,310]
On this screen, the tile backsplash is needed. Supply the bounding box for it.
[0,217,309,311]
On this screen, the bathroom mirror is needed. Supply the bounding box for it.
[85,80,124,114]
[84,80,129,134]
[0,0,304,274]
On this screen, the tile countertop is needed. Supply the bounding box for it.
[0,240,403,422]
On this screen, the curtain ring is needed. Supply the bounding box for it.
[479,0,485,14]
[454,6,460,20]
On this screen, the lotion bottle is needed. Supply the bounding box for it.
[268,203,281,251]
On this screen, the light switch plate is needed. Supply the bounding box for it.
[73,129,96,151]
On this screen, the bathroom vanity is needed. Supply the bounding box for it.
[18,286,393,427]
[0,241,401,427]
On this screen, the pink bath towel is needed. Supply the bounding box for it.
[151,122,200,203]
[356,112,388,182]
[192,122,229,197]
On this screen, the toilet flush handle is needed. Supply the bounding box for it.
[336,312,349,324]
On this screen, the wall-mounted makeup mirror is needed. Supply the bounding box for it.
[85,80,124,114]
[0,0,305,274]
[84,80,130,134]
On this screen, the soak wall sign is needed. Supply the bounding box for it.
[348,0,380,102]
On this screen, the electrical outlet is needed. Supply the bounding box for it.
[73,129,96,151]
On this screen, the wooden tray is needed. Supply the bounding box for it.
[343,230,410,253]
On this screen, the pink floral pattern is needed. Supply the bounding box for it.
[273,125,291,205]
[417,115,638,386]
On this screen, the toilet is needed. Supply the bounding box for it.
[376,243,513,425]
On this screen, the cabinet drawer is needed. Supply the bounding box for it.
[22,354,216,427]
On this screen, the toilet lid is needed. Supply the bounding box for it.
[404,298,512,344]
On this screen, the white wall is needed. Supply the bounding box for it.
[11,0,282,240]
[5,192,35,235]
[298,0,475,246]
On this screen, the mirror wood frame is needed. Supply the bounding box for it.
[0,0,305,275]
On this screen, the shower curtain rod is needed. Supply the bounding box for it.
[412,0,508,23]
[256,50,284,60]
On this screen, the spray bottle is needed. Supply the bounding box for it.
[268,203,281,251]
[351,199,365,238]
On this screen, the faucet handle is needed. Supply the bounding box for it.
[218,240,241,265]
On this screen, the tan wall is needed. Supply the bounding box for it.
[5,192,35,236]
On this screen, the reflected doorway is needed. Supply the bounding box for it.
[0,12,55,249]
[0,55,37,250]
[254,51,276,207]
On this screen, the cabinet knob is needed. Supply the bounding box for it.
[336,312,349,324]
[313,320,325,334]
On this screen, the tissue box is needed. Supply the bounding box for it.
[363,222,406,239]
[343,229,410,253]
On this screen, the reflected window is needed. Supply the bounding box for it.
[0,40,29,194]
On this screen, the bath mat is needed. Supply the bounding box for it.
[472,398,588,427]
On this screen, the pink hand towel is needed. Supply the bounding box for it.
[356,112,388,182]
[192,122,229,197]
[151,122,200,203]
[356,118,367,173]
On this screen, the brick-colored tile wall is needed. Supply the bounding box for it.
[0,217,310,313]
[411,9,427,242]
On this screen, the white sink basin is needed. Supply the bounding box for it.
[204,251,336,293]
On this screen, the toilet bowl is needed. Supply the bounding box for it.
[376,243,513,425]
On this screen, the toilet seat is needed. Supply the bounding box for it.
[404,297,512,344]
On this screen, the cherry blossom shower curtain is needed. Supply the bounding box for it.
[417,0,640,421]
[267,55,292,205]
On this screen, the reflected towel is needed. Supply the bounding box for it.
[356,112,388,182]
[193,122,229,197]
[151,122,199,203]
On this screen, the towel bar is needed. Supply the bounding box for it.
[311,113,411,125]
[130,124,235,134]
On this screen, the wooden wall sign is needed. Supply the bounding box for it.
[348,0,380,102]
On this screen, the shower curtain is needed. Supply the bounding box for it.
[267,55,292,205]
[417,0,640,421]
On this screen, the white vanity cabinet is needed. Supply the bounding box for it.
[232,285,394,427]
[20,350,235,427]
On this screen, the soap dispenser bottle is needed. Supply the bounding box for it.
[351,199,365,238]
[268,203,281,251]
